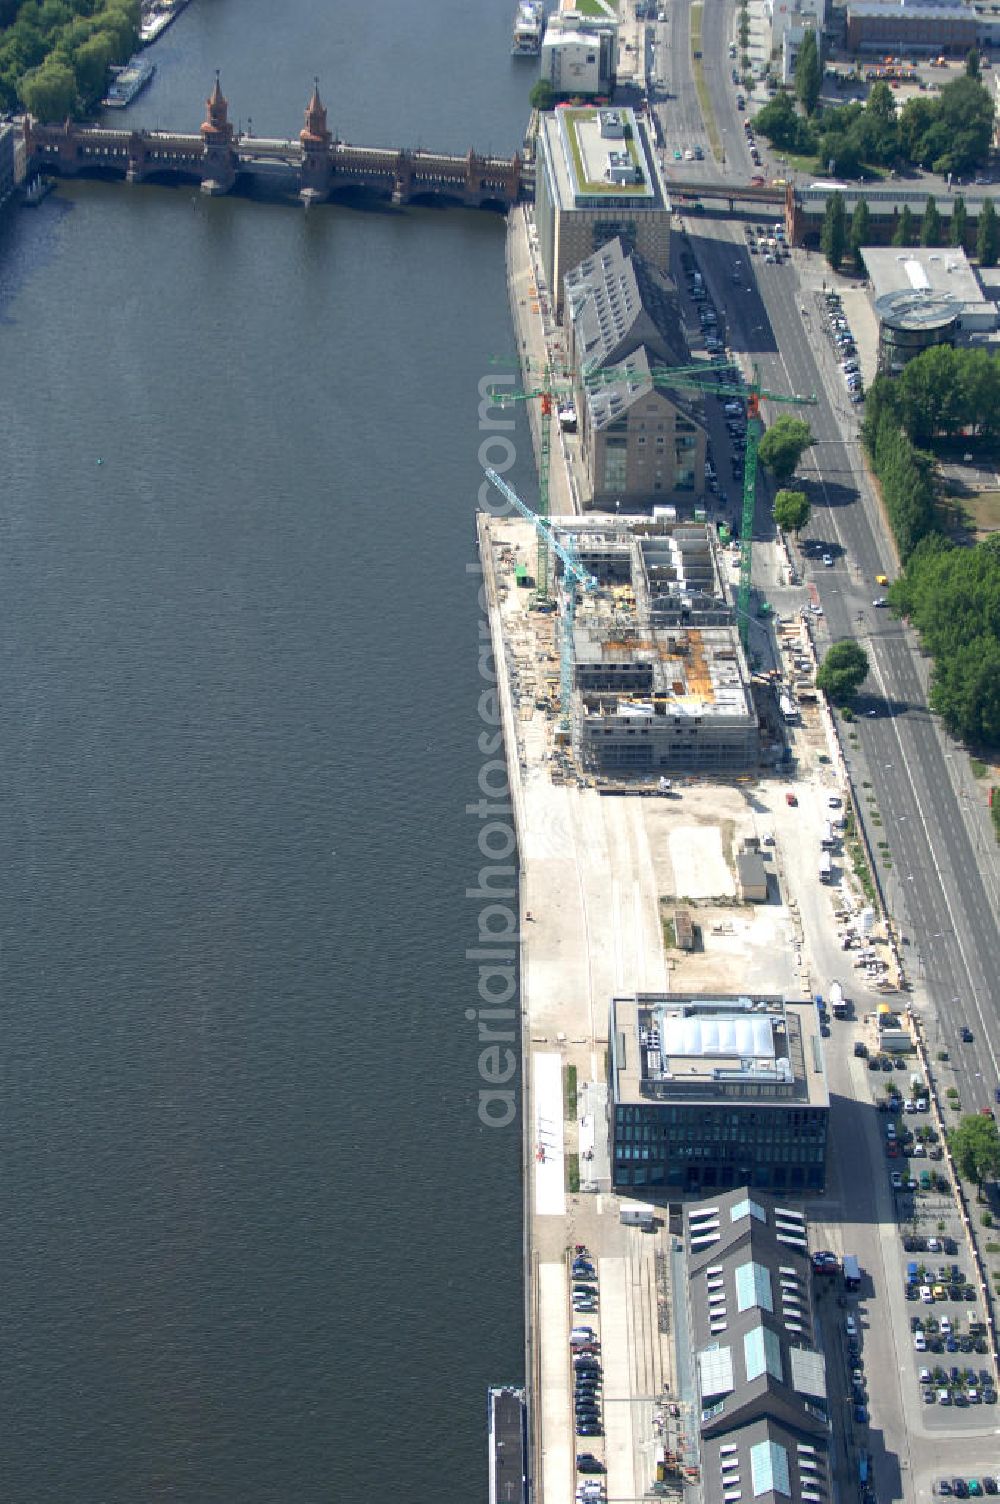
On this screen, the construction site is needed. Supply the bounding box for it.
[480,488,763,779]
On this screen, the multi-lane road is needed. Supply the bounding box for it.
[643,1,1000,1082]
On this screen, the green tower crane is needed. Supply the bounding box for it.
[489,361,817,647]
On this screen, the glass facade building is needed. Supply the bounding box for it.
[609,994,829,1194]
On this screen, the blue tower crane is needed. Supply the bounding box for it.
[483,468,599,733]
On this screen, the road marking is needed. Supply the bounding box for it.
[864,649,999,1084]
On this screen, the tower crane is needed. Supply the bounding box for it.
[489,361,817,647]
[483,468,599,733]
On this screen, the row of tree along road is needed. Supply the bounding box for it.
[754,368,998,756]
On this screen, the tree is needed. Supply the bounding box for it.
[892,204,916,247]
[867,79,897,123]
[821,190,847,271]
[849,198,871,269]
[753,90,815,154]
[966,48,981,80]
[529,78,554,111]
[977,198,999,269]
[71,30,114,103]
[795,28,821,116]
[773,489,811,534]
[949,1114,1000,1195]
[920,196,942,248]
[898,76,993,176]
[758,416,814,484]
[858,81,899,165]
[951,195,967,249]
[18,58,76,120]
[817,640,870,704]
[891,534,1000,746]
[818,127,862,180]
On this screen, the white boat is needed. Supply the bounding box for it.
[102,58,156,108]
[139,0,189,46]
[512,1,545,56]
[140,11,173,45]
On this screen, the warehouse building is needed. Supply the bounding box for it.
[846,0,979,52]
[789,182,994,249]
[562,236,708,508]
[534,106,671,318]
[677,1188,832,1504]
[608,993,829,1191]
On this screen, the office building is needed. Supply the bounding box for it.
[534,106,671,317]
[678,1187,832,1504]
[608,993,829,1191]
[864,246,997,362]
[540,12,618,98]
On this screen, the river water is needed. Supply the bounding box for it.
[0,3,535,1499]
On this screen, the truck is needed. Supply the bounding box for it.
[830,981,848,1019]
[819,851,832,883]
[820,819,834,849]
[843,1254,862,1290]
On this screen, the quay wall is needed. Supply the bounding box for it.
[477,510,538,1499]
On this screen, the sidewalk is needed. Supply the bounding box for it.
[506,205,588,515]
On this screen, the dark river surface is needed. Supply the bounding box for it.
[0,3,536,1499]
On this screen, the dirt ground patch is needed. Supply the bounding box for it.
[662,899,800,995]
[953,489,1000,539]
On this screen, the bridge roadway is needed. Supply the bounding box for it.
[25,118,523,209]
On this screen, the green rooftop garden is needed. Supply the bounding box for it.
[562,107,650,195]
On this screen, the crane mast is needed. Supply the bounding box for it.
[483,468,598,732]
[488,362,816,647]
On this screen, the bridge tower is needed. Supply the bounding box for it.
[299,79,333,205]
[200,71,237,195]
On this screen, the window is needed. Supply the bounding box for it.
[743,1325,782,1383]
[735,1261,773,1314]
[750,1440,790,1498]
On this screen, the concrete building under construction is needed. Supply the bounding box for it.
[553,515,760,773]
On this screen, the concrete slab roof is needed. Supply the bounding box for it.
[863,244,988,305]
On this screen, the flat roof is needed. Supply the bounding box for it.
[874,287,963,329]
[540,108,670,211]
[611,994,830,1108]
[848,0,975,15]
[860,245,992,324]
[796,184,993,213]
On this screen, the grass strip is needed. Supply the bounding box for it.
[564,1062,578,1120]
[690,6,723,164]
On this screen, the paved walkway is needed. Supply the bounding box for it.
[506,206,588,516]
[533,1051,567,1217]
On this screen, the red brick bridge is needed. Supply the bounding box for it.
[25,76,522,210]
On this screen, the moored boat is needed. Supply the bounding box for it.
[139,0,190,47]
[102,59,156,108]
[512,0,545,56]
